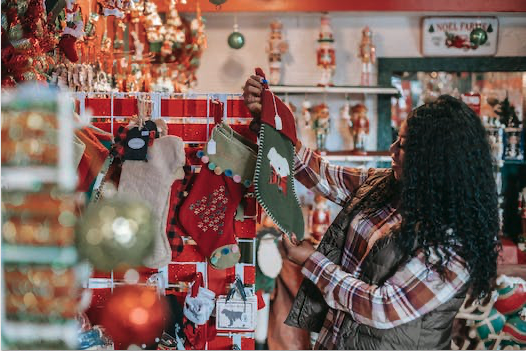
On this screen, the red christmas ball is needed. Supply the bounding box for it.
[99,285,168,348]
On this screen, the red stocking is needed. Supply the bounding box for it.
[178,166,243,269]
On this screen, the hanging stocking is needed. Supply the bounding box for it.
[117,136,186,268]
[59,0,84,63]
[178,166,244,269]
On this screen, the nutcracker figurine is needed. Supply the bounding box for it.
[267,20,288,85]
[317,13,336,86]
[309,194,331,245]
[351,103,369,151]
[312,103,330,151]
[358,26,376,86]
[519,187,526,240]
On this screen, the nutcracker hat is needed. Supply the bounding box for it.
[254,68,304,238]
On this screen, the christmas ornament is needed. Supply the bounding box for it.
[267,20,288,85]
[1,0,57,86]
[317,13,335,86]
[358,26,376,86]
[254,68,304,238]
[228,24,245,49]
[470,27,488,46]
[76,198,156,271]
[100,285,168,348]
[117,135,186,268]
[494,275,526,315]
[209,0,227,6]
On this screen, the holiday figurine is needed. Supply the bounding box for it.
[267,20,288,85]
[58,0,85,63]
[317,13,336,86]
[340,100,355,149]
[309,194,331,245]
[351,103,369,151]
[519,187,526,241]
[301,99,312,127]
[358,26,376,86]
[312,103,330,151]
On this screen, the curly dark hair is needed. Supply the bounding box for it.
[397,94,501,299]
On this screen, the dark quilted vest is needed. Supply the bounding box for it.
[285,169,467,350]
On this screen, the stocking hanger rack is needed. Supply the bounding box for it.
[72,92,253,142]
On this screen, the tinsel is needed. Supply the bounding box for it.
[1,0,57,86]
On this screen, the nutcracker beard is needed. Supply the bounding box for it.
[319,66,335,87]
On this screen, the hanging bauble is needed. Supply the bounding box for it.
[228,24,245,49]
[100,285,168,349]
[76,198,155,271]
[209,0,227,6]
[470,27,488,46]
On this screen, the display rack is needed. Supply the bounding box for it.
[72,92,257,350]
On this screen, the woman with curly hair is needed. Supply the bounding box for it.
[244,76,500,350]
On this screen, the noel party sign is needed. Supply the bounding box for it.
[422,17,498,56]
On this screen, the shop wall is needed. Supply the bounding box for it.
[193,13,526,93]
[192,13,525,153]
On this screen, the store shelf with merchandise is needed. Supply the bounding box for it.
[269,85,399,95]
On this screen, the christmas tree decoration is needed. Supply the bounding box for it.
[358,26,376,86]
[267,20,288,85]
[1,0,57,86]
[254,68,304,238]
[470,27,488,46]
[76,198,156,271]
[228,23,245,49]
[317,13,335,86]
[209,0,228,7]
[100,285,168,348]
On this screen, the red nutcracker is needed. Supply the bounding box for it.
[358,26,376,86]
[317,13,335,87]
[309,194,331,245]
[351,103,369,151]
[267,20,288,85]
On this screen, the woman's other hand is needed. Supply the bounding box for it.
[281,233,316,266]
[243,75,263,133]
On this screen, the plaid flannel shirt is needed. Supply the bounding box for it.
[294,143,470,349]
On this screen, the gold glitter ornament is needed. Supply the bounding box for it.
[76,198,155,271]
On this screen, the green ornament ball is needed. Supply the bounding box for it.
[76,198,155,271]
[210,0,227,5]
[228,31,245,49]
[470,28,488,46]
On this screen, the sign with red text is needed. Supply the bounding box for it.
[422,17,498,56]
